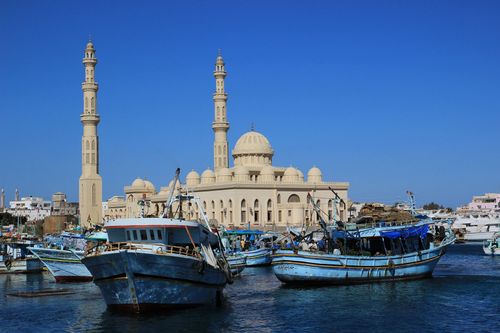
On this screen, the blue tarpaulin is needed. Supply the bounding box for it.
[379,225,429,239]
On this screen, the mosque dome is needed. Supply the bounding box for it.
[186,170,200,187]
[283,167,300,183]
[296,169,304,182]
[86,41,94,49]
[201,169,216,184]
[144,180,155,192]
[307,166,323,183]
[131,178,145,188]
[232,131,274,167]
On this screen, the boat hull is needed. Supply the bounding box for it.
[272,242,451,285]
[82,250,227,312]
[242,248,272,266]
[28,248,92,283]
[227,255,246,276]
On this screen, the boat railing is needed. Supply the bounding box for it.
[86,242,201,259]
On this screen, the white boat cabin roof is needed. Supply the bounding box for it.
[105,218,201,230]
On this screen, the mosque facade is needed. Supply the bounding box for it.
[103,53,349,229]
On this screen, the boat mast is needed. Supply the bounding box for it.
[162,168,180,218]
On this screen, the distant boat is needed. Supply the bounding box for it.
[223,229,272,266]
[242,248,272,266]
[27,247,92,282]
[452,214,500,241]
[0,240,43,274]
[483,232,500,255]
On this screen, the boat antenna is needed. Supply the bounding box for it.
[406,190,417,216]
[162,168,180,218]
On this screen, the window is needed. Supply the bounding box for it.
[157,230,163,240]
[91,184,96,206]
[126,230,131,241]
[140,230,147,240]
[278,210,282,222]
[288,210,292,217]
[132,230,138,240]
[277,194,281,204]
[288,194,300,203]
[211,201,215,209]
[229,200,232,208]
[150,229,155,240]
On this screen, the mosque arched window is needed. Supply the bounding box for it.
[328,200,333,221]
[86,140,90,150]
[91,153,95,164]
[211,201,215,209]
[277,194,281,204]
[241,199,247,223]
[203,201,206,210]
[85,97,89,112]
[229,199,232,208]
[267,199,272,222]
[254,199,259,223]
[288,194,300,203]
[92,140,95,150]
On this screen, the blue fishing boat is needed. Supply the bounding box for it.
[272,192,455,284]
[28,247,92,282]
[243,248,272,266]
[223,229,272,266]
[273,222,455,284]
[81,170,231,312]
[226,253,246,276]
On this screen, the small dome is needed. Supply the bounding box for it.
[284,167,299,177]
[307,166,323,183]
[144,180,155,191]
[297,169,304,182]
[186,170,200,180]
[201,169,215,178]
[186,170,200,187]
[131,178,145,187]
[86,41,94,49]
[201,169,216,184]
[260,165,274,176]
[283,167,300,183]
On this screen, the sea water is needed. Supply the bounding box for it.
[0,243,498,333]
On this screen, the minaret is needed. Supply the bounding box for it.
[0,188,5,210]
[212,50,230,171]
[79,40,102,227]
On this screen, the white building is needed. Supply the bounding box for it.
[7,196,52,222]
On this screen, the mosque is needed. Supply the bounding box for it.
[78,41,349,229]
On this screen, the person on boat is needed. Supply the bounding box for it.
[240,238,245,251]
[317,238,326,252]
[299,240,309,251]
[309,241,318,252]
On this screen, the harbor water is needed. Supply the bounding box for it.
[0,243,498,332]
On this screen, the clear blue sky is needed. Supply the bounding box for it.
[1,0,499,208]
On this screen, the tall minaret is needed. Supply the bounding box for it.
[79,40,102,227]
[212,50,230,171]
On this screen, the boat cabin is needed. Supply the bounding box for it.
[105,218,219,248]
